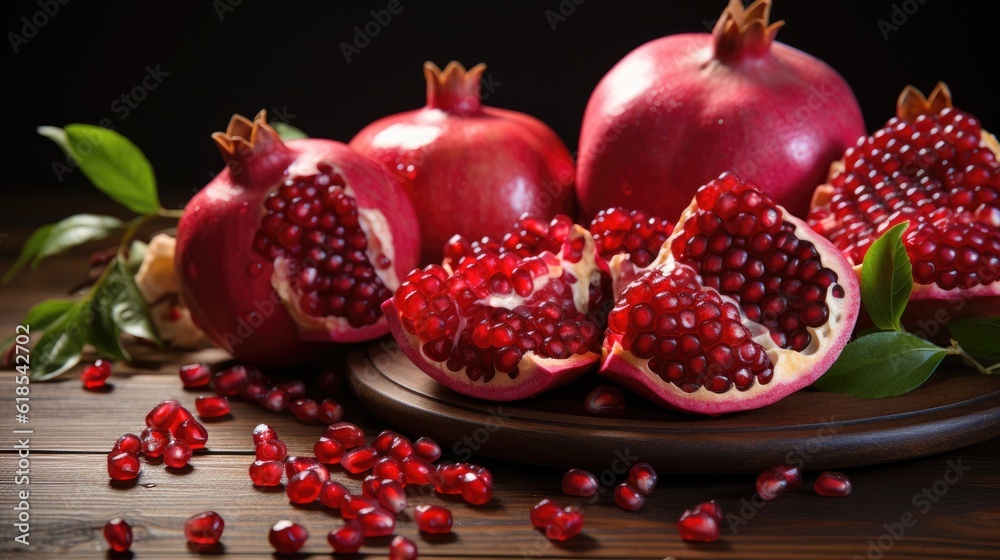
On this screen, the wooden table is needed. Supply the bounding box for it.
[1,209,999,559]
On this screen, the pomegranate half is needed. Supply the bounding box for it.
[601,173,859,414]
[176,111,419,367]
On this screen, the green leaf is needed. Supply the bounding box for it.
[124,240,148,274]
[64,124,161,214]
[37,125,73,158]
[23,299,77,330]
[948,316,1000,362]
[861,222,913,332]
[34,214,124,266]
[29,303,89,380]
[88,295,129,362]
[271,121,308,141]
[813,332,948,398]
[2,224,54,283]
[101,260,161,346]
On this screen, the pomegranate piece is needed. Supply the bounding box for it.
[176,111,420,368]
[413,436,441,462]
[261,388,290,412]
[756,468,788,501]
[284,456,328,480]
[375,480,408,514]
[319,480,350,509]
[81,359,112,388]
[546,507,584,542]
[627,462,658,495]
[140,427,170,458]
[601,173,860,414]
[252,423,277,445]
[531,499,564,529]
[357,506,396,537]
[249,460,284,487]
[287,468,325,504]
[414,504,453,534]
[163,439,193,469]
[389,535,418,560]
[815,471,853,497]
[174,418,208,450]
[323,422,365,448]
[613,482,645,511]
[112,433,141,455]
[678,503,721,543]
[341,495,380,520]
[314,436,346,464]
[327,520,364,554]
[103,518,132,552]
[212,365,248,397]
[179,362,212,388]
[184,511,225,545]
[561,468,599,497]
[584,384,626,416]
[256,439,288,461]
[317,398,344,424]
[107,452,140,481]
[341,445,379,474]
[589,208,674,268]
[402,456,435,486]
[195,395,230,418]
[269,520,308,554]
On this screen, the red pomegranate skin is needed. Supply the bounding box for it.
[576,0,865,221]
[350,61,576,263]
[176,113,419,368]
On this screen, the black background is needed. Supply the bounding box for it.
[4,0,998,213]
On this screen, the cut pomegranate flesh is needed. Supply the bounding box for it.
[103,518,132,552]
[269,520,308,554]
[589,207,674,268]
[184,511,225,545]
[561,468,599,497]
[415,504,453,534]
[815,471,853,497]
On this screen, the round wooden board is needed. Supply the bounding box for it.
[347,339,1000,475]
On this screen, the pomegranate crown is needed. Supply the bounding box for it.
[424,61,487,114]
[211,110,283,161]
[896,82,953,120]
[712,0,784,63]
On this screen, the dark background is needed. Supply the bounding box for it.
[3,0,998,215]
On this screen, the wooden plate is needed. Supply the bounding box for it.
[347,339,1000,474]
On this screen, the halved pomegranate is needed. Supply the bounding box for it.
[601,173,859,414]
[808,83,1000,330]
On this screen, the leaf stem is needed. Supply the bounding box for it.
[118,214,157,261]
[948,339,995,374]
[157,208,185,219]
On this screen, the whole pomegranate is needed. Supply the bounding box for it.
[576,0,865,221]
[176,111,420,367]
[808,83,1000,332]
[350,61,576,264]
[601,173,859,414]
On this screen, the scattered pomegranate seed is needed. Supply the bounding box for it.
[678,501,722,543]
[145,399,183,431]
[584,384,626,415]
[317,369,342,395]
[163,439,193,469]
[249,460,284,486]
[140,427,169,458]
[389,436,414,461]
[402,456,435,486]
[373,430,403,453]
[628,462,658,495]
[323,422,365,448]
[318,398,344,424]
[212,365,248,396]
[546,507,584,541]
[256,439,288,461]
[195,395,230,418]
[433,463,468,495]
[179,362,211,388]
[319,480,350,509]
[357,506,396,537]
[341,445,379,474]
[262,388,290,412]
[289,398,319,422]
[327,520,363,554]
[275,380,307,400]
[414,504,453,534]
[341,495,380,520]
[107,452,140,480]
[815,471,853,497]
[287,468,325,504]
[112,433,141,455]
[770,465,802,490]
[241,378,268,402]
[531,499,564,528]
[252,423,277,445]
[459,470,493,505]
[284,456,328,480]
[361,475,384,498]
[174,418,208,449]
[314,437,345,464]
[269,520,308,554]
[81,359,112,389]
[614,482,645,511]
[103,518,132,552]
[413,436,441,462]
[561,468,599,497]
[184,511,225,545]
[756,468,788,500]
[389,535,418,560]
[376,480,408,514]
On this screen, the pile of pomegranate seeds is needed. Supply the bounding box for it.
[269,520,308,554]
[107,399,210,480]
[184,511,225,545]
[80,358,112,389]
[103,518,132,552]
[531,498,584,541]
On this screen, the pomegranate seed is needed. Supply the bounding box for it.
[561,468,598,497]
[770,465,802,490]
[373,429,403,453]
[389,436,414,461]
[357,506,396,537]
[212,365,247,396]
[584,384,626,415]
[269,520,308,554]
[342,495,380,520]
[140,427,169,458]
[174,418,208,449]
[289,398,319,422]
[249,460,284,486]
[376,480,408,514]
[314,436,345,464]
[459,471,493,505]
[678,503,720,543]
[319,480,350,509]
[252,423,277,445]
[815,471,853,497]
[317,369,342,395]
[241,378,268,402]
[402,456,434,485]
[614,482,645,511]
[414,504,453,534]
[145,399,183,431]
[184,512,225,545]
[195,395,230,418]
[341,445,379,474]
[531,498,564,528]
[327,520,363,554]
[284,456,329,481]
[318,398,344,424]
[261,387,290,412]
[389,535,418,560]
[255,439,288,461]
[546,507,584,541]
[433,463,469,494]
[756,468,789,500]
[179,362,212,388]
[103,518,132,552]
[323,422,365,448]
[112,433,141,455]
[361,475,385,498]
[163,439,193,469]
[627,462,658,495]
[107,451,140,480]
[275,379,307,400]
[413,436,441,462]
[81,359,112,388]
[287,468,325,504]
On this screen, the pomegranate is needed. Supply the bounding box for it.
[176,111,419,367]
[349,61,575,263]
[808,83,1000,330]
[576,0,864,221]
[601,173,859,414]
